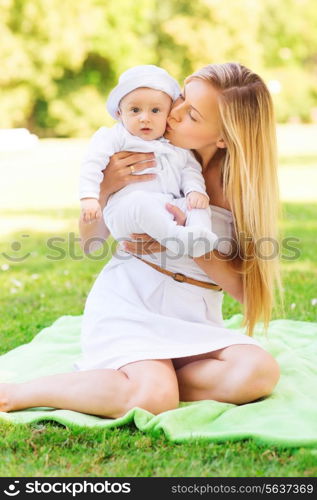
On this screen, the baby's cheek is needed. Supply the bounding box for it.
[157,120,168,134]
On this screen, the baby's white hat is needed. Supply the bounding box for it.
[106,65,181,119]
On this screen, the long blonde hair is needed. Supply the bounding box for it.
[187,63,283,336]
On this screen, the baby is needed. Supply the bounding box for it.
[79,65,218,257]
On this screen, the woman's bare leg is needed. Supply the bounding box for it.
[173,345,280,405]
[0,359,179,418]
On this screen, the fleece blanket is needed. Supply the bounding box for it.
[0,314,316,448]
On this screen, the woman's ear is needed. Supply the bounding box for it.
[216,138,226,149]
[115,109,121,119]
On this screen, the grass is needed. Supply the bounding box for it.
[0,202,316,477]
[1,424,317,477]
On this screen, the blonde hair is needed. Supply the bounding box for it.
[187,63,283,336]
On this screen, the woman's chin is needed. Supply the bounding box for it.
[164,129,183,147]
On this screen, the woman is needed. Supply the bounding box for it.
[0,63,281,418]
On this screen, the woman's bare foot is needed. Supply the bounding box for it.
[0,383,18,412]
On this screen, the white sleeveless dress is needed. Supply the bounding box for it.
[74,205,260,371]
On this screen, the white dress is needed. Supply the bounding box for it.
[74,205,260,371]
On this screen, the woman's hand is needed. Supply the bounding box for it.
[166,203,187,225]
[100,151,157,209]
[122,203,187,255]
[123,234,165,255]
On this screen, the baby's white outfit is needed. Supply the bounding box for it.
[80,123,218,257]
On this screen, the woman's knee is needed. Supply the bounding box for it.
[119,359,180,416]
[258,352,280,396]
[130,384,179,415]
[237,348,280,399]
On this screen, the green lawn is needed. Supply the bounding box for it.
[0,202,316,477]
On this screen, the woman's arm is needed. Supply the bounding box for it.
[193,252,244,304]
[123,234,244,303]
[122,204,244,303]
[79,151,156,253]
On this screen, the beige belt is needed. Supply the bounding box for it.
[134,255,222,291]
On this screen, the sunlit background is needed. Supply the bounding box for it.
[0,0,316,325]
[0,1,317,477]
[1,0,317,210]
[2,0,317,136]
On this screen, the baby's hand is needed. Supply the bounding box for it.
[80,198,102,223]
[186,191,209,210]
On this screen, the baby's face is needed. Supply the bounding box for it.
[118,88,172,141]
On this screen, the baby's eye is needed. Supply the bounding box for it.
[152,108,160,113]
[188,112,197,122]
[131,107,140,113]
[179,93,185,100]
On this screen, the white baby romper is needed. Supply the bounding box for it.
[80,123,218,257]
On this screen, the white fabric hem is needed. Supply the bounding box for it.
[74,338,261,372]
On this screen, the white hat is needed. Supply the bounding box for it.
[106,65,181,119]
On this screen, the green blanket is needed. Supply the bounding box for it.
[1,314,316,447]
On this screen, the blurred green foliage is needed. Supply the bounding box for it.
[1,0,317,137]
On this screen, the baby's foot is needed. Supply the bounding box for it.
[0,383,17,412]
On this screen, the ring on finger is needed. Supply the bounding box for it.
[130,164,135,174]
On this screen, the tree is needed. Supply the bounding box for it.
[1,0,316,136]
